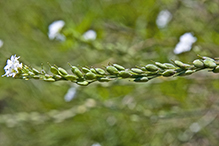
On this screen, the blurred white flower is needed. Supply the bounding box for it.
[0,39,3,48]
[156,10,172,28]
[2,55,23,77]
[91,143,101,146]
[83,30,97,40]
[174,32,197,54]
[48,20,65,41]
[64,86,77,102]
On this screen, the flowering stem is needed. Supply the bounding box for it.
[2,55,219,86]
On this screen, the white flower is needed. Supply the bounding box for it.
[91,143,101,146]
[48,20,65,41]
[64,86,77,102]
[83,30,97,40]
[0,39,3,48]
[174,32,197,54]
[156,10,172,28]
[2,55,23,77]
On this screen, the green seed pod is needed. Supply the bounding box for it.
[98,77,111,82]
[64,74,78,81]
[140,67,147,71]
[106,66,119,75]
[193,59,204,68]
[155,62,168,69]
[163,63,176,69]
[202,56,214,61]
[145,64,159,72]
[85,72,96,80]
[82,67,90,73]
[71,66,83,78]
[90,68,97,74]
[50,66,59,74]
[162,69,176,77]
[32,75,40,79]
[113,64,125,71]
[118,71,131,78]
[95,68,105,75]
[131,68,144,74]
[185,70,195,75]
[54,75,62,80]
[134,77,149,82]
[212,66,219,73]
[32,68,40,75]
[58,67,68,76]
[77,81,89,86]
[203,59,217,68]
[44,78,55,82]
[174,60,190,68]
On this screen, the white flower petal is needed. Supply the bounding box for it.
[83,30,97,40]
[48,20,65,40]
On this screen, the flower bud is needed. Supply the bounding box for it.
[163,63,176,69]
[155,62,168,69]
[131,68,144,74]
[134,77,149,82]
[203,59,217,68]
[95,68,105,75]
[77,81,89,86]
[118,71,131,78]
[145,64,159,72]
[50,66,59,74]
[64,74,78,81]
[193,59,204,68]
[106,66,119,75]
[58,67,68,76]
[85,72,96,80]
[213,66,219,73]
[113,64,125,71]
[162,69,176,77]
[82,67,90,73]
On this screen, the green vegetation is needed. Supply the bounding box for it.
[1,0,219,145]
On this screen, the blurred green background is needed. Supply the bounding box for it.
[1,0,219,146]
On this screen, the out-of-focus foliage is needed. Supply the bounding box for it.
[1,0,219,146]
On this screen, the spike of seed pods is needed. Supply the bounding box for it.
[113,64,125,71]
[134,77,149,82]
[82,67,90,73]
[118,71,131,78]
[95,68,105,75]
[64,74,78,81]
[162,69,176,77]
[145,64,159,72]
[131,68,144,74]
[193,59,204,68]
[203,59,217,68]
[58,67,68,76]
[155,62,168,69]
[85,72,96,80]
[163,63,176,69]
[212,66,219,73]
[76,81,89,86]
[106,66,119,75]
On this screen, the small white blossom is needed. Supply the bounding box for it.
[0,39,3,48]
[2,55,23,77]
[83,30,97,40]
[48,20,65,41]
[64,86,77,102]
[156,10,172,28]
[174,32,197,54]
